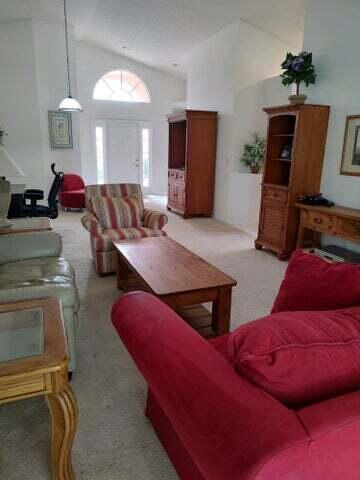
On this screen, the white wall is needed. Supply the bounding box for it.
[32,20,81,192]
[186,20,294,223]
[0,19,81,193]
[303,0,360,251]
[76,42,186,194]
[0,20,43,188]
[227,76,289,229]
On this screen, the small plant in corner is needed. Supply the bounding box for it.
[280,51,316,104]
[240,132,265,174]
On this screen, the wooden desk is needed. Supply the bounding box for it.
[296,203,360,248]
[113,237,237,337]
[0,298,78,480]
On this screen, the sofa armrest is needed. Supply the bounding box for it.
[0,231,62,265]
[112,292,307,480]
[143,208,168,230]
[81,211,104,235]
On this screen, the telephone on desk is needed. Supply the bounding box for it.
[298,193,334,207]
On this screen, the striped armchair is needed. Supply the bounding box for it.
[81,184,168,275]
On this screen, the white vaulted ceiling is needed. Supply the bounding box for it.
[0,0,305,76]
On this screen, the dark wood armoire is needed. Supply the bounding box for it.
[167,110,217,217]
[255,104,330,260]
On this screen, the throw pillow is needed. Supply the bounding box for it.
[91,195,142,229]
[228,307,360,406]
[272,249,360,313]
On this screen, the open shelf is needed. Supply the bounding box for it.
[262,182,289,190]
[168,120,186,170]
[273,133,294,138]
[263,114,296,188]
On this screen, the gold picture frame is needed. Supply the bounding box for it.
[340,115,360,176]
[48,110,73,149]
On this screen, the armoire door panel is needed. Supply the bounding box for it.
[260,204,285,248]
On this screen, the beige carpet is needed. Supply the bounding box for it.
[0,196,287,480]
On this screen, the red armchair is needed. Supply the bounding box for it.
[59,174,85,209]
[112,291,360,480]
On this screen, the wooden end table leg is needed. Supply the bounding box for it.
[212,286,232,336]
[47,376,78,480]
[116,253,130,290]
[296,222,305,248]
[314,231,322,248]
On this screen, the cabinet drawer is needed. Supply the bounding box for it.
[263,186,288,205]
[176,171,185,181]
[304,211,336,233]
[337,218,360,241]
[169,170,177,179]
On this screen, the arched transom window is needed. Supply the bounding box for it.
[93,70,151,103]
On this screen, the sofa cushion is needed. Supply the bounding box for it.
[0,256,79,309]
[85,183,144,211]
[208,334,233,364]
[91,195,143,229]
[272,250,360,313]
[228,307,360,406]
[91,227,167,252]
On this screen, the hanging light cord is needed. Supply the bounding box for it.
[63,0,72,97]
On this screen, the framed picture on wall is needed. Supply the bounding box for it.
[48,110,73,149]
[340,115,360,176]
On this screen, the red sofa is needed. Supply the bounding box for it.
[59,173,85,209]
[112,287,360,479]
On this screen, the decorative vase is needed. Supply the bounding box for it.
[289,82,307,105]
[251,165,260,174]
[289,94,307,105]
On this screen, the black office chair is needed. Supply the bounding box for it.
[10,163,64,219]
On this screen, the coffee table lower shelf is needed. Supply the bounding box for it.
[117,272,224,338]
[180,304,216,338]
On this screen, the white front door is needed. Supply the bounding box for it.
[106,121,139,183]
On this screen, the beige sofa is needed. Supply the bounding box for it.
[0,231,80,372]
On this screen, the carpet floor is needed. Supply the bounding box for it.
[0,196,287,479]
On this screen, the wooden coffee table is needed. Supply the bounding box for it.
[113,237,237,337]
[0,298,78,480]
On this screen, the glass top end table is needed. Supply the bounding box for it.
[0,307,44,362]
[0,298,78,480]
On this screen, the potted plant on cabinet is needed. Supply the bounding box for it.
[280,51,317,104]
[240,132,265,174]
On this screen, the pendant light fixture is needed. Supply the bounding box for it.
[58,0,83,112]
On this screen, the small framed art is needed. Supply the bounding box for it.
[48,110,73,149]
[340,115,360,176]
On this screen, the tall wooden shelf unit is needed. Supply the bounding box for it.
[167,110,217,217]
[255,104,330,259]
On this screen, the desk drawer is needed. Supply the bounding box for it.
[304,211,336,233]
[338,218,360,241]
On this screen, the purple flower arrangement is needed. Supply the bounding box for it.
[280,51,316,95]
